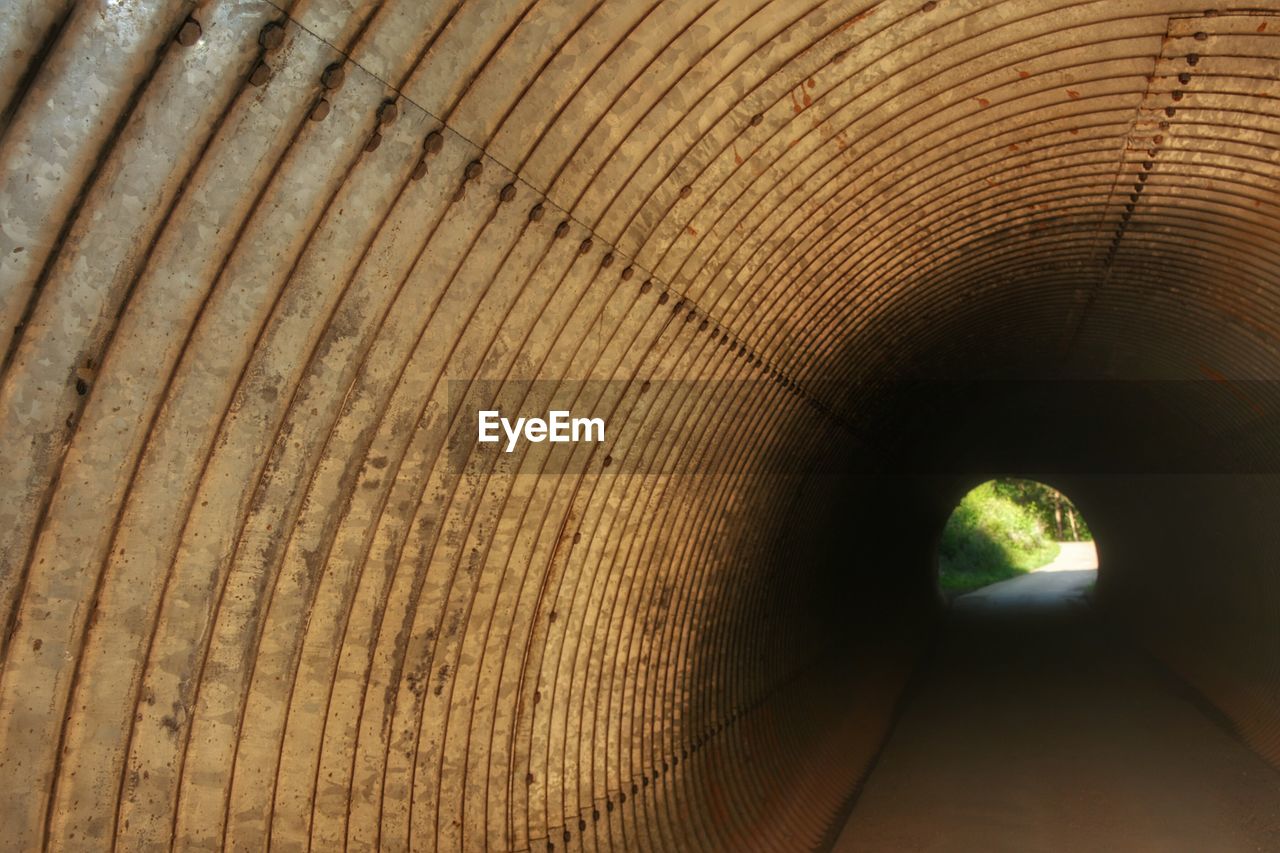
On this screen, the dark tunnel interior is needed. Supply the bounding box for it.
[2,0,1280,849]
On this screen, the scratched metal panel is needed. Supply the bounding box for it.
[2,1,1280,851]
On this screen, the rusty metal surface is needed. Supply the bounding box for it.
[1,1,1279,850]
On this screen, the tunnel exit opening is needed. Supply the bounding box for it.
[936,478,1096,599]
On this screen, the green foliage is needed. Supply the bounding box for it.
[938,481,1062,595]
[992,478,1092,541]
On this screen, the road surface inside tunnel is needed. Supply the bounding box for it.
[832,543,1280,852]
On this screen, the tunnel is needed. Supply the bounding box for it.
[2,0,1280,849]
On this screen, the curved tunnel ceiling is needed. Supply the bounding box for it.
[2,0,1280,849]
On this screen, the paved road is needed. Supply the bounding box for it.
[833,543,1280,852]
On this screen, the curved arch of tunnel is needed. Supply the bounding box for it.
[1,1,1279,850]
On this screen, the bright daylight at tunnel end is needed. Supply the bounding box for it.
[3,0,1280,850]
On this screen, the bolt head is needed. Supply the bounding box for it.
[410,159,428,180]
[424,131,444,154]
[365,132,382,153]
[260,22,286,50]
[309,99,330,121]
[176,19,202,46]
[248,62,272,87]
[379,100,399,125]
[499,183,517,202]
[321,63,346,89]
[465,160,483,180]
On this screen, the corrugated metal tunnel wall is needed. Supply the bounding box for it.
[2,0,1279,849]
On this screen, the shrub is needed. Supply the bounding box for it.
[938,481,1061,595]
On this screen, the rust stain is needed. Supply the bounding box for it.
[976,97,990,107]
[1199,365,1265,416]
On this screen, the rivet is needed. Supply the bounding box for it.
[365,132,382,153]
[640,280,652,294]
[526,772,534,784]
[452,185,466,203]
[321,62,346,90]
[1142,161,1153,170]
[259,21,286,50]
[309,99,331,122]
[1194,31,1208,41]
[684,309,695,322]
[720,333,729,345]
[1164,106,1176,117]
[621,266,634,280]
[1125,203,1135,212]
[641,380,651,392]
[534,690,541,703]
[631,783,639,794]
[923,0,938,10]
[573,532,582,544]
[379,100,399,125]
[176,18,202,47]
[499,183,517,202]
[424,131,444,154]
[1138,173,1147,182]
[546,842,554,852]
[658,292,668,305]
[750,113,764,126]
[551,221,570,239]
[603,455,612,467]
[579,239,593,255]
[529,203,545,222]
[601,252,614,268]
[1158,120,1170,130]
[607,800,615,812]
[410,159,428,180]
[577,819,586,831]
[698,320,709,331]
[1178,72,1192,84]
[1186,53,1199,66]
[465,160,483,180]
[248,62,272,87]
[619,792,627,803]
[75,378,89,396]
[592,809,600,821]
[548,611,557,623]
[679,185,692,198]
[563,831,571,842]
[1171,90,1183,101]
